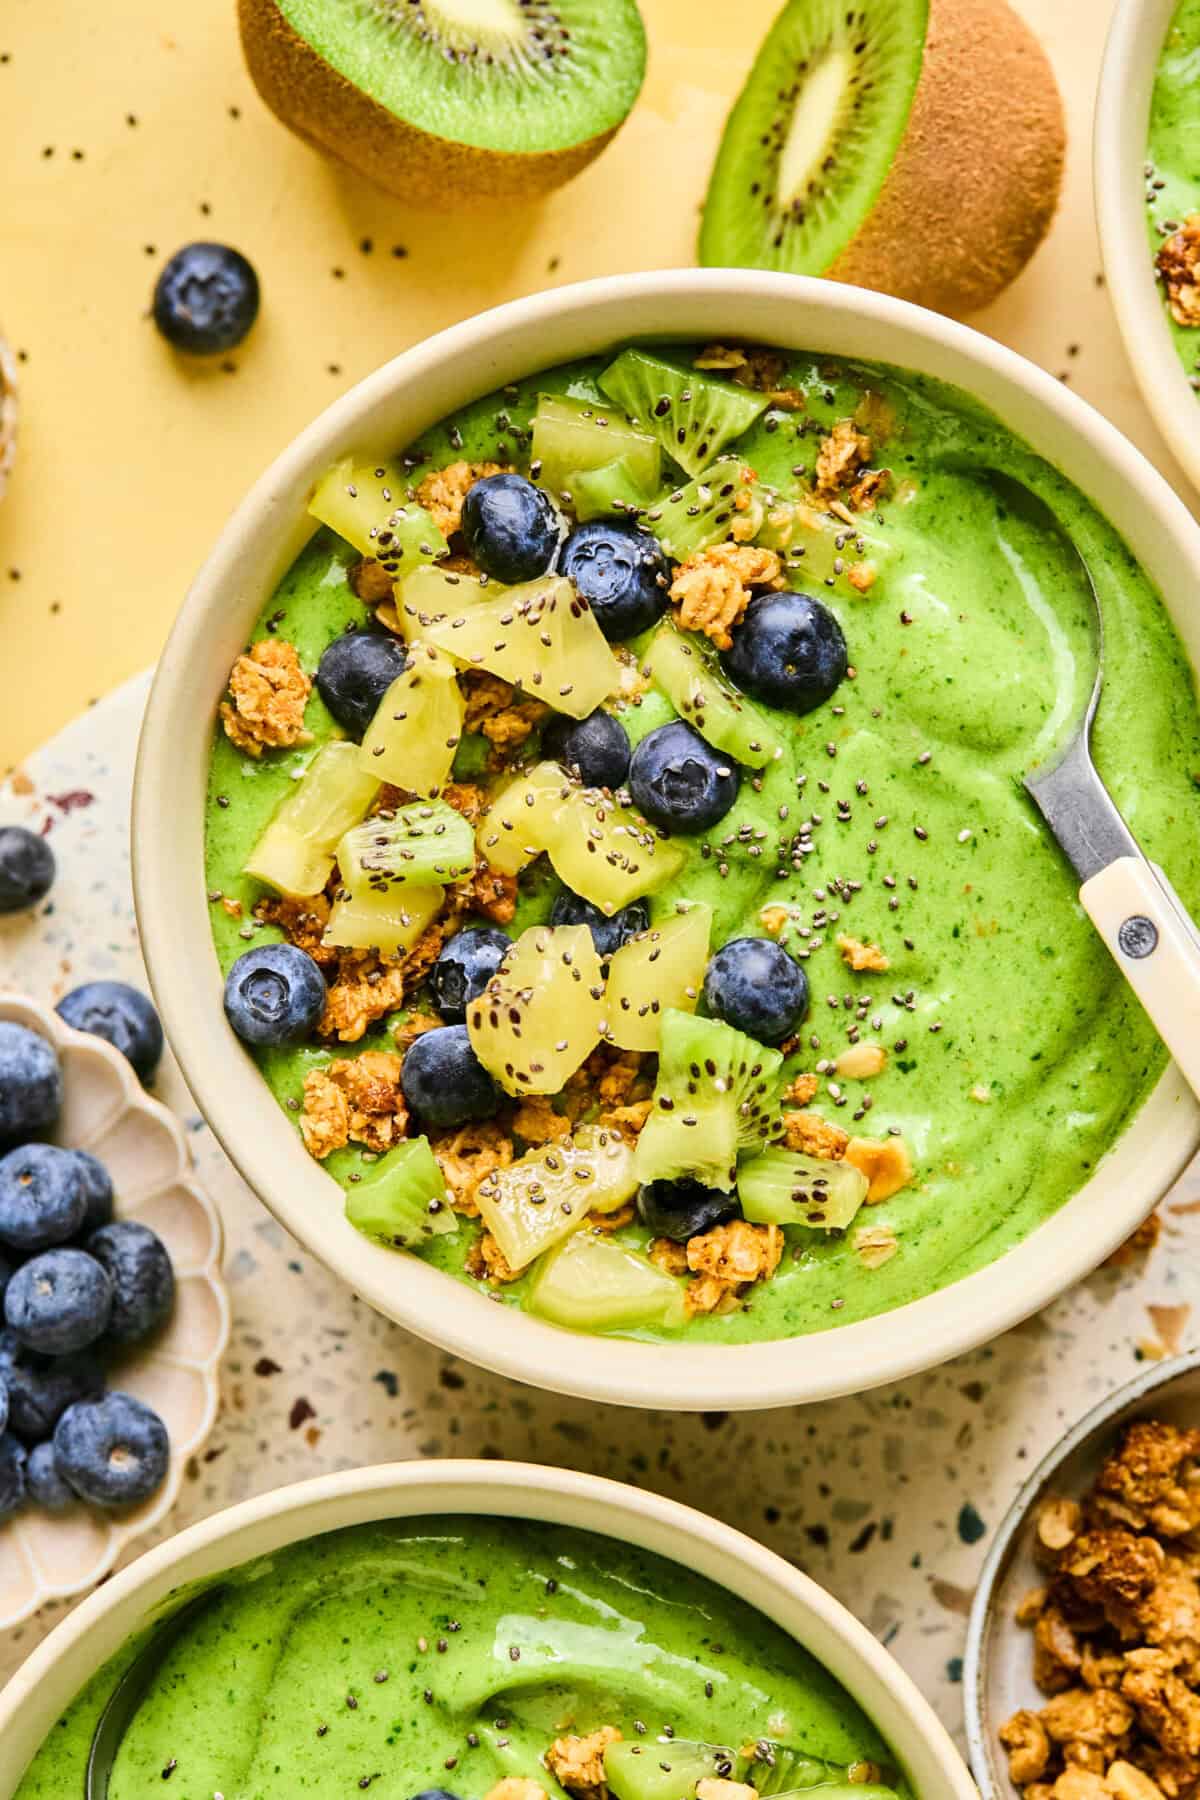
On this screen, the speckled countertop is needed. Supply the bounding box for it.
[1,673,1198,1750]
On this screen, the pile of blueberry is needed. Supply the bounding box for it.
[0,1012,175,1520]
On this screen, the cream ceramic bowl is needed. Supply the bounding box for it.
[1095,0,1200,494]
[0,1456,977,1799]
[133,268,1200,1412]
[0,995,229,1629]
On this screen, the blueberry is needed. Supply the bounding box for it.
[0,1143,87,1252]
[223,944,326,1048]
[557,521,670,640]
[399,1025,499,1128]
[0,1434,26,1521]
[542,709,631,788]
[316,629,409,739]
[54,1392,170,1509]
[0,826,55,913]
[429,929,512,1026]
[5,1249,113,1356]
[56,982,165,1083]
[722,591,847,715]
[0,1374,7,1438]
[26,1439,75,1513]
[0,1255,11,1313]
[460,473,560,582]
[68,1150,115,1235]
[86,1221,175,1345]
[628,721,739,833]
[637,1179,739,1242]
[152,242,260,355]
[549,891,648,961]
[0,1329,104,1443]
[0,1021,62,1147]
[409,1791,467,1800]
[702,937,809,1044]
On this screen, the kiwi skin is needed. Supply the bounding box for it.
[827,0,1066,315]
[238,0,630,207]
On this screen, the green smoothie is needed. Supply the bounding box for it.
[13,1516,898,1798]
[203,344,1200,1343]
[1145,0,1200,382]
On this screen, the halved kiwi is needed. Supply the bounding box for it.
[700,0,1065,317]
[239,0,647,206]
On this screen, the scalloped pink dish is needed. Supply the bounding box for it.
[0,995,229,1629]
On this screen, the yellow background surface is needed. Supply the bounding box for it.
[0,0,1188,769]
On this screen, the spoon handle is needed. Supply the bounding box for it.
[1081,855,1200,1100]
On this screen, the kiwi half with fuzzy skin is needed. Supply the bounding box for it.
[0,329,17,503]
[239,0,646,207]
[700,0,1065,317]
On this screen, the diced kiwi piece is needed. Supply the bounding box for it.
[467,924,605,1096]
[425,576,620,721]
[634,1010,783,1193]
[698,0,1065,317]
[239,0,648,210]
[338,798,475,890]
[604,904,712,1053]
[358,643,465,795]
[475,763,565,877]
[599,350,768,478]
[642,459,760,561]
[245,741,379,897]
[532,392,661,497]
[344,1136,457,1249]
[310,458,449,572]
[644,622,783,770]
[395,564,497,642]
[324,880,443,954]
[528,1232,686,1333]
[605,1740,738,1800]
[738,1150,868,1231]
[568,457,655,522]
[474,1124,636,1270]
[772,1789,896,1800]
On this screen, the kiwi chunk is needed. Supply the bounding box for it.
[245,741,379,897]
[358,643,465,795]
[642,458,759,561]
[644,622,784,770]
[531,393,661,497]
[569,457,656,522]
[738,1150,868,1231]
[634,1010,784,1193]
[699,0,1065,316]
[395,565,496,642]
[528,1232,686,1333]
[338,798,475,890]
[239,0,647,208]
[424,576,621,720]
[345,1137,457,1248]
[604,904,713,1053]
[599,350,769,478]
[310,458,449,572]
[467,924,605,1096]
[474,1125,636,1270]
[606,1741,739,1800]
[324,880,443,954]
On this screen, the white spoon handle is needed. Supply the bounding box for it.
[1080,855,1200,1100]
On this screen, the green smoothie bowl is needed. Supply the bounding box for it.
[1096,0,1200,493]
[0,1457,976,1798]
[132,270,1200,1411]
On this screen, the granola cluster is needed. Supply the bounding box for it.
[669,542,784,651]
[1156,218,1200,329]
[220,639,312,757]
[1001,1422,1200,1800]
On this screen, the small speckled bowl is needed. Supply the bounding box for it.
[0,995,229,1630]
[0,1457,978,1800]
[1095,0,1200,493]
[963,1349,1200,1799]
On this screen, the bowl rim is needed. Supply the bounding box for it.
[0,1455,977,1800]
[961,1347,1200,1799]
[0,993,230,1627]
[133,265,1200,1412]
[1095,0,1200,494]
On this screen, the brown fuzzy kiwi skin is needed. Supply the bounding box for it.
[826,0,1066,317]
[0,329,17,503]
[238,0,622,207]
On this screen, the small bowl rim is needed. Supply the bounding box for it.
[133,265,1200,1412]
[961,1347,1200,1799]
[0,1455,978,1800]
[0,993,230,1628]
[1094,0,1200,494]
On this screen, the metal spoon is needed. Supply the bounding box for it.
[86,1589,223,1797]
[978,470,1200,1098]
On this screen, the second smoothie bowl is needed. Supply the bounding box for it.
[133,271,1200,1409]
